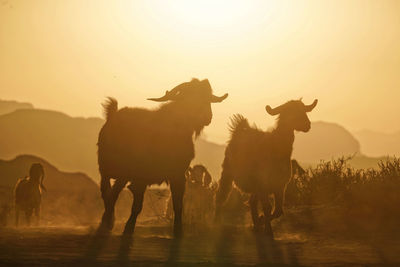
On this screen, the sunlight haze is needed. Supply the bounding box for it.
[1,0,399,143]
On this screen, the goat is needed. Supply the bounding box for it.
[215,99,317,235]
[185,164,214,225]
[14,163,46,226]
[187,164,212,187]
[165,164,214,225]
[291,159,306,176]
[97,78,228,236]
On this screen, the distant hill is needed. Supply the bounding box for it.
[293,121,360,162]
[354,130,400,157]
[0,99,33,116]
[0,155,101,225]
[0,109,104,181]
[0,102,379,183]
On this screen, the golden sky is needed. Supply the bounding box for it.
[1,0,399,143]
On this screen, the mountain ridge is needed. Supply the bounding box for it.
[0,99,396,183]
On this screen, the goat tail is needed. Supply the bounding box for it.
[102,97,118,120]
[228,114,249,135]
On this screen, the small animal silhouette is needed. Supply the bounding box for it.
[14,163,46,226]
[178,165,214,226]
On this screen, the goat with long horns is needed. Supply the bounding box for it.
[97,78,228,236]
[215,99,317,237]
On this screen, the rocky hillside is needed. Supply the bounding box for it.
[0,155,101,225]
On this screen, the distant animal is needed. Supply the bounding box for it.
[165,164,215,225]
[97,78,228,236]
[284,159,307,206]
[186,164,214,224]
[14,163,46,226]
[186,164,212,187]
[291,159,306,176]
[215,99,317,235]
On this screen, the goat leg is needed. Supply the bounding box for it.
[260,194,273,238]
[250,194,263,232]
[170,177,185,238]
[123,183,145,236]
[272,190,284,219]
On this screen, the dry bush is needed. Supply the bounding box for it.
[286,157,400,231]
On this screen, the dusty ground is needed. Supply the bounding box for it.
[1,223,400,266]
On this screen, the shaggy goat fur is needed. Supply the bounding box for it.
[215,99,317,235]
[97,78,227,236]
[14,163,46,226]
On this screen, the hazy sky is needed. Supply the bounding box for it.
[1,0,399,143]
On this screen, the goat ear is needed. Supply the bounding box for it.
[304,99,318,112]
[265,105,280,116]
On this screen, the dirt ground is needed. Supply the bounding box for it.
[1,223,400,267]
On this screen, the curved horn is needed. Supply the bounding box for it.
[304,99,318,112]
[265,105,281,116]
[211,93,228,103]
[147,81,191,102]
[147,90,174,102]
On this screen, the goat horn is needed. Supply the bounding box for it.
[265,105,281,116]
[304,99,318,112]
[147,90,171,102]
[148,89,181,102]
[211,93,229,103]
[148,81,191,102]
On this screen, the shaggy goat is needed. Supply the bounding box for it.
[97,78,228,236]
[14,163,46,226]
[215,99,317,235]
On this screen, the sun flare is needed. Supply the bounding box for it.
[139,0,278,40]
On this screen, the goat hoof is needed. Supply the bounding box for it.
[264,224,273,238]
[174,225,183,238]
[99,220,114,234]
[97,223,112,235]
[123,226,135,236]
[100,213,115,230]
[253,224,263,233]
